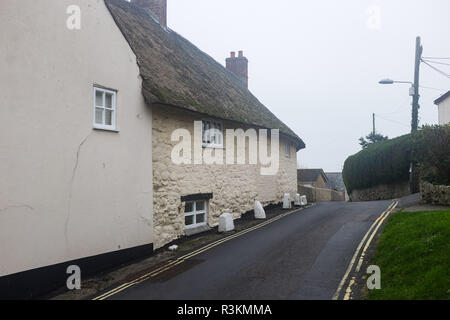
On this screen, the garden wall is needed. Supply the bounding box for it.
[420,182,450,206]
[348,181,410,202]
[298,185,346,203]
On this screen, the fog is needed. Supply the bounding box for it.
[168,0,450,172]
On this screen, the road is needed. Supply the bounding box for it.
[107,200,392,300]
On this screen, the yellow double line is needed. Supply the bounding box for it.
[332,200,398,300]
[93,206,308,300]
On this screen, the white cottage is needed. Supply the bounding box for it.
[0,0,304,299]
[434,91,450,125]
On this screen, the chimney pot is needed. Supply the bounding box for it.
[226,50,248,88]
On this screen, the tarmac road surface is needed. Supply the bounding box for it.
[106,200,392,300]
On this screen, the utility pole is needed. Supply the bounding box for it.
[411,36,423,132]
[410,36,423,194]
[373,113,376,136]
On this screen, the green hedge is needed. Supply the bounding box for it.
[343,126,450,194]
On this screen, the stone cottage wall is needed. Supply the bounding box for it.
[152,105,298,248]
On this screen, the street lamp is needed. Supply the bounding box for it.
[379,77,418,195]
[378,79,412,85]
[377,37,423,196]
[378,41,423,196]
[379,79,415,96]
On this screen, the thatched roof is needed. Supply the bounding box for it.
[105,0,305,150]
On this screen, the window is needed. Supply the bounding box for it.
[184,200,207,229]
[94,87,117,130]
[202,119,223,148]
[285,141,291,158]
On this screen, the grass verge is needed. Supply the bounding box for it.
[367,210,450,300]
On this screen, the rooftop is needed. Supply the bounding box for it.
[297,169,328,183]
[105,0,305,150]
[434,90,450,105]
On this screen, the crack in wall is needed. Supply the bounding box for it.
[65,133,92,245]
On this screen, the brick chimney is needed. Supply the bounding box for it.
[226,50,248,88]
[133,0,167,28]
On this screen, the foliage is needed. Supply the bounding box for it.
[367,210,450,300]
[359,132,389,149]
[414,125,450,185]
[343,125,450,193]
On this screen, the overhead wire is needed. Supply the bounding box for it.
[421,59,450,79]
[422,57,450,60]
[375,114,410,128]
[422,59,450,67]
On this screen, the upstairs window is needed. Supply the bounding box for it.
[94,87,116,131]
[285,141,291,158]
[184,200,207,229]
[202,120,223,148]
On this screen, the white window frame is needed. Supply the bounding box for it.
[184,200,207,229]
[93,87,117,131]
[285,141,291,158]
[202,119,224,149]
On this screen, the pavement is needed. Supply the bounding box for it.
[397,193,450,212]
[99,200,393,300]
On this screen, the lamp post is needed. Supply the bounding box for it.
[378,37,423,194]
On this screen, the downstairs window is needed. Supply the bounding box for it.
[184,200,207,229]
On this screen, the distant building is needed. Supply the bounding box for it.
[434,91,450,125]
[325,172,346,192]
[297,169,328,189]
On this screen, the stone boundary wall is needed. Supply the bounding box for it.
[349,181,410,202]
[298,185,346,203]
[420,182,450,206]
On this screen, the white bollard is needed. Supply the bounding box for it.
[218,213,235,233]
[300,195,308,206]
[294,194,301,206]
[283,193,292,209]
[254,200,266,219]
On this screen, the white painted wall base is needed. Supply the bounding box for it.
[294,194,301,206]
[300,195,308,206]
[283,193,292,209]
[218,213,235,233]
[254,200,266,219]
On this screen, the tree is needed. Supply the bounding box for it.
[359,132,388,149]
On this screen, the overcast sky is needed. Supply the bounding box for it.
[168,0,450,172]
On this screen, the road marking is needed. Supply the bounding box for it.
[93,206,310,300]
[332,201,397,300]
[341,200,399,300]
[343,277,355,300]
[355,201,398,273]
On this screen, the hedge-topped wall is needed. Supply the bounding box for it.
[343,126,450,196]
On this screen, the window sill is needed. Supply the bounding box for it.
[185,224,210,236]
[93,127,120,133]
